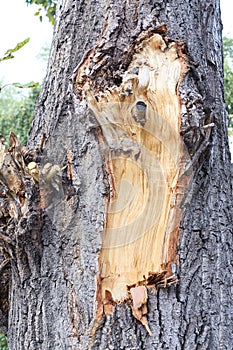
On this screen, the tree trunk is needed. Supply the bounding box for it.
[0,0,233,349]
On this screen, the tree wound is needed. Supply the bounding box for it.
[74,33,189,333]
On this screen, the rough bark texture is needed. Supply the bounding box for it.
[0,0,233,349]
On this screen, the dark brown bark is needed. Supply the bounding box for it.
[0,0,233,349]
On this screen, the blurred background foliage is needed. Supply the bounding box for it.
[0,36,41,146]
[223,36,233,128]
[25,0,57,24]
[0,334,7,350]
[0,85,40,145]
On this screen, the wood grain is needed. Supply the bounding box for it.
[78,34,189,301]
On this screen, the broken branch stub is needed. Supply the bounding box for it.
[74,32,191,331]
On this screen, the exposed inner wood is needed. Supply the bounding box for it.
[74,34,188,303]
[129,285,152,336]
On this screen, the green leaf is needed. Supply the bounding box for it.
[0,38,30,62]
[34,10,41,16]
[12,81,39,89]
[0,53,14,62]
[4,38,30,56]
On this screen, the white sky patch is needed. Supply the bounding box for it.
[221,0,233,36]
[0,0,53,85]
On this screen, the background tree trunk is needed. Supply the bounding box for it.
[0,0,232,349]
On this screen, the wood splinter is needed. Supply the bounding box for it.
[129,286,152,336]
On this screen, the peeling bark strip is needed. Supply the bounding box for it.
[0,133,43,330]
[0,133,69,334]
[74,31,190,329]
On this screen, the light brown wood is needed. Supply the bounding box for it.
[76,33,188,304]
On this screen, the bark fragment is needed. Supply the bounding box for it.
[0,133,68,332]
